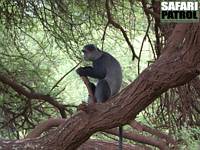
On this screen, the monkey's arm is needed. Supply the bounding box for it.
[76,66,105,79]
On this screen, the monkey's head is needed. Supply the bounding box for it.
[82,44,102,61]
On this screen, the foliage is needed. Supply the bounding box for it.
[178,126,200,150]
[0,0,199,149]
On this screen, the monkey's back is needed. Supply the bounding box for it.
[95,52,122,96]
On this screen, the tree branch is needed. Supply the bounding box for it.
[104,128,168,149]
[129,121,176,144]
[105,0,138,60]
[26,118,169,149]
[0,74,67,118]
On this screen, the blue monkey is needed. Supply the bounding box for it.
[76,44,123,150]
[76,44,122,102]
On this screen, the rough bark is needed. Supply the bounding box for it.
[0,23,200,150]
[25,118,66,139]
[26,118,172,149]
[78,140,151,150]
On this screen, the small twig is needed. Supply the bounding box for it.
[105,0,138,60]
[137,20,152,74]
[101,21,110,50]
[77,76,97,112]
[49,61,82,94]
[80,76,96,103]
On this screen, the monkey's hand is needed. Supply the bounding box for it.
[76,67,86,76]
[76,66,93,76]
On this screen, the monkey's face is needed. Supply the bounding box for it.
[82,48,96,61]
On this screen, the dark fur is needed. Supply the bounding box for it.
[76,44,122,102]
[76,44,123,149]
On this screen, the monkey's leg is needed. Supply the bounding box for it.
[95,79,111,103]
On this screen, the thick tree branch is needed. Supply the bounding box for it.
[0,74,67,118]
[26,118,170,149]
[105,128,168,149]
[26,118,65,139]
[78,140,151,150]
[129,121,176,144]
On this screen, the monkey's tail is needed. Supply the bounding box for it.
[119,126,123,150]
